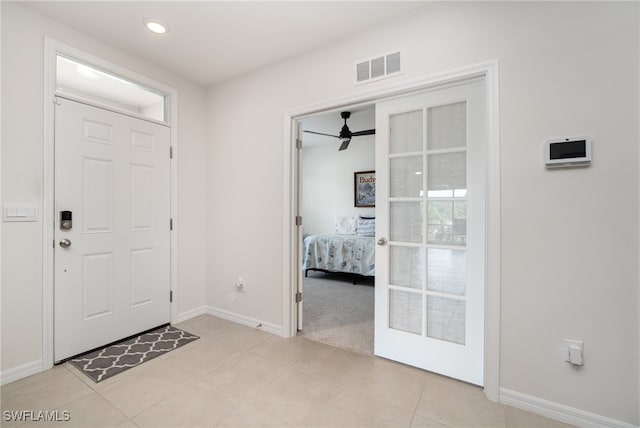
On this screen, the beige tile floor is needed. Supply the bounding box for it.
[1,315,574,428]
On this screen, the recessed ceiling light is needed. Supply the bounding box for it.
[144,19,168,34]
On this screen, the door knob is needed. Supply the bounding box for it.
[377,237,388,246]
[59,239,72,248]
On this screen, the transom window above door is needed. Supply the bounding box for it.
[56,55,168,123]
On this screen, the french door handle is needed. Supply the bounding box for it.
[377,237,388,246]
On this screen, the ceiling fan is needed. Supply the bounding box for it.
[303,111,375,151]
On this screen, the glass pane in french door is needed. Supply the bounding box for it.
[390,246,424,289]
[427,152,466,197]
[390,201,423,243]
[390,290,422,335]
[390,156,423,197]
[427,200,467,245]
[390,110,423,154]
[427,296,465,344]
[427,248,466,295]
[427,101,466,151]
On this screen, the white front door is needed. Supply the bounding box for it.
[374,79,486,385]
[54,97,171,362]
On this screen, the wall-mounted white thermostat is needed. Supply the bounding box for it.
[545,136,592,168]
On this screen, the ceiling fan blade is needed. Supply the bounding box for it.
[350,129,376,137]
[338,139,351,151]
[303,130,339,138]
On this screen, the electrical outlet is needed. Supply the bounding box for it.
[236,277,246,293]
[564,339,584,366]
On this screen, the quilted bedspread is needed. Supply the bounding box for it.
[303,234,375,276]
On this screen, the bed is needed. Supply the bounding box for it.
[302,234,375,280]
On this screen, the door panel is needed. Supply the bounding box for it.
[54,97,171,362]
[374,79,486,385]
[82,252,113,319]
[130,248,154,306]
[131,164,154,229]
[83,158,113,232]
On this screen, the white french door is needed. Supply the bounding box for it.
[374,79,486,385]
[54,97,171,362]
[295,120,304,331]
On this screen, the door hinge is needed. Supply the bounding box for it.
[295,215,302,226]
[53,239,55,248]
[170,146,174,159]
[170,290,173,302]
[296,139,303,150]
[295,291,303,303]
[170,218,173,230]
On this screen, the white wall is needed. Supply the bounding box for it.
[206,2,639,424]
[1,2,208,373]
[301,111,375,235]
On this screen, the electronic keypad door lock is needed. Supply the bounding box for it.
[60,211,72,230]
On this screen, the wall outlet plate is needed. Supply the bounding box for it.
[563,339,584,366]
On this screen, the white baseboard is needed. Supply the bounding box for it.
[500,388,638,428]
[204,306,283,336]
[0,359,44,386]
[173,305,208,324]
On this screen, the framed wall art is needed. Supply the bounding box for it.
[354,170,375,207]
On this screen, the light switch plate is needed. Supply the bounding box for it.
[3,203,38,222]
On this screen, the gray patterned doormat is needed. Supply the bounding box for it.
[69,325,199,383]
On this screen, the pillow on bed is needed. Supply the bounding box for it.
[334,216,357,235]
[357,216,375,237]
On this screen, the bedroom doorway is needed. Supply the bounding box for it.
[286,62,500,397]
[297,106,377,355]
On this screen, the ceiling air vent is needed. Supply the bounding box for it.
[386,51,401,74]
[355,50,402,84]
[356,61,370,83]
[371,56,385,79]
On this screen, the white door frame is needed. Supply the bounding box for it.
[42,38,179,370]
[282,61,501,401]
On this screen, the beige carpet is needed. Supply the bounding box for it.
[301,271,374,355]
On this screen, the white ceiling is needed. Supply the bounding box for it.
[23,1,427,87]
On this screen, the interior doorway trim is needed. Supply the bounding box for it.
[42,37,179,371]
[282,60,501,400]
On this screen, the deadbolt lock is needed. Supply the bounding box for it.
[60,211,72,230]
